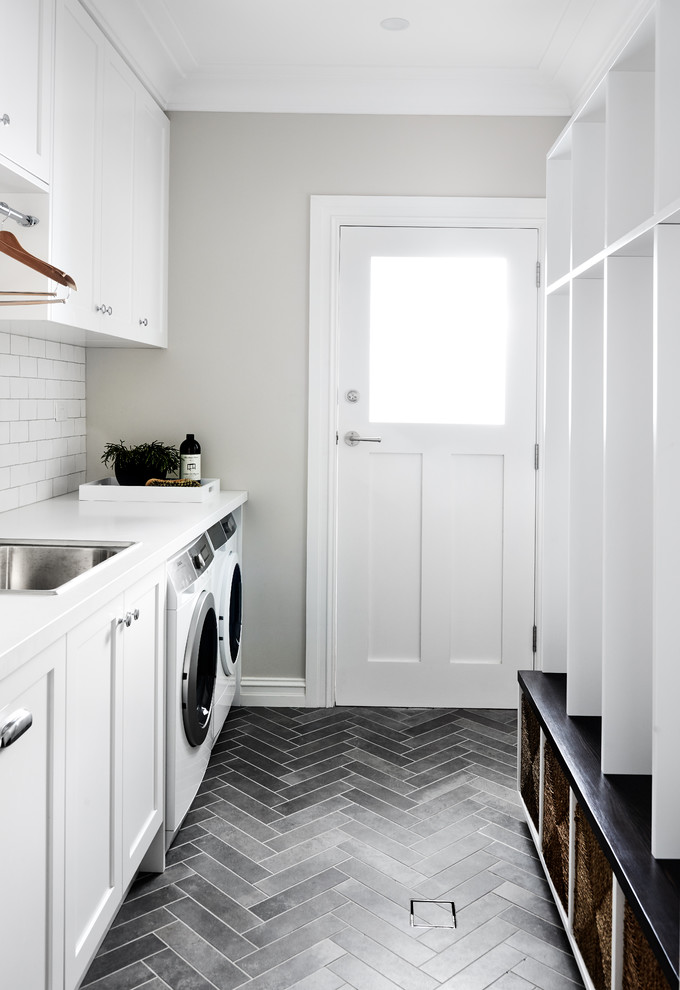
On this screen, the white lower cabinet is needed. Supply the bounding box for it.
[0,639,66,990]
[64,566,165,990]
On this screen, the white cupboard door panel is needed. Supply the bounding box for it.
[65,597,123,989]
[52,0,102,329]
[100,53,136,334]
[0,640,66,990]
[0,0,52,183]
[133,91,169,346]
[122,573,164,886]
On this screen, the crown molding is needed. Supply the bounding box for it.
[165,66,572,116]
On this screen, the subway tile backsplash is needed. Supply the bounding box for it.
[0,332,86,512]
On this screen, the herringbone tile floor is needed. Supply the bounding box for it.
[83,707,585,990]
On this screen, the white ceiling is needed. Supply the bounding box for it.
[81,0,652,116]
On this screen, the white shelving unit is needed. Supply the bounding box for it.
[542,0,680,856]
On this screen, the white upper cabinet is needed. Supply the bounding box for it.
[51,0,143,341]
[0,0,53,186]
[0,0,168,346]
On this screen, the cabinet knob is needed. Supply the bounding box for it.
[133,608,140,621]
[1,114,10,126]
[118,612,133,627]
[0,709,32,749]
[139,318,148,327]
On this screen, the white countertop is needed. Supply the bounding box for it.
[0,488,248,677]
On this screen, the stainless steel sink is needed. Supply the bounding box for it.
[0,540,134,593]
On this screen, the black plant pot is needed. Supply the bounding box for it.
[114,463,168,486]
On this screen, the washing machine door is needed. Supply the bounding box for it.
[218,550,242,676]
[182,590,218,746]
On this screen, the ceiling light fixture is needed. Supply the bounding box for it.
[380,17,410,31]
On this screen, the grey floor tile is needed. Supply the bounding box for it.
[245,888,347,948]
[238,913,346,978]
[167,895,257,961]
[421,915,517,982]
[511,956,585,990]
[251,866,348,921]
[83,935,167,986]
[437,942,526,990]
[240,938,346,990]
[329,952,410,990]
[83,961,156,989]
[331,925,440,990]
[145,947,220,990]
[156,919,248,990]
[81,706,586,990]
[175,872,260,932]
[255,845,351,896]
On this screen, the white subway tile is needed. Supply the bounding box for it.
[0,465,10,489]
[0,354,20,376]
[36,399,54,419]
[0,378,9,399]
[19,442,38,464]
[18,483,37,507]
[28,378,46,399]
[60,454,77,475]
[52,476,68,497]
[19,399,38,420]
[28,337,46,358]
[0,422,9,443]
[45,340,61,359]
[0,332,10,355]
[0,399,20,421]
[35,480,53,501]
[0,444,19,467]
[0,488,19,512]
[44,420,61,440]
[10,421,29,443]
[29,420,47,441]
[10,335,31,356]
[45,458,61,479]
[19,356,38,378]
[10,377,29,399]
[37,358,54,378]
[37,439,56,459]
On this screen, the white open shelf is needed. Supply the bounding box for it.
[541,0,680,855]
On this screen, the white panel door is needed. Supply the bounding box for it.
[336,224,538,707]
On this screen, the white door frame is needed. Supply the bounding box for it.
[306,195,546,708]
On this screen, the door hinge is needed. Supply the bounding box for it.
[534,443,539,470]
[536,261,541,288]
[532,625,537,653]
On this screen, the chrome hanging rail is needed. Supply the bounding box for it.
[0,201,39,227]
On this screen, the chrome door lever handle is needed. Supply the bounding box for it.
[344,431,382,447]
[0,709,32,749]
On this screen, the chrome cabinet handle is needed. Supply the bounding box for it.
[119,612,133,627]
[132,609,140,621]
[344,431,382,447]
[96,304,113,315]
[0,709,33,749]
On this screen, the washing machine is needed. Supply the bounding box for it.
[165,531,219,849]
[207,510,242,743]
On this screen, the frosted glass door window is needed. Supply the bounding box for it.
[369,256,508,425]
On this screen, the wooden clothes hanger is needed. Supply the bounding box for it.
[0,228,77,306]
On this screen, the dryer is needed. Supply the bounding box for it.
[165,531,218,849]
[207,511,242,743]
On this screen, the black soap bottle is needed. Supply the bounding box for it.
[180,434,201,481]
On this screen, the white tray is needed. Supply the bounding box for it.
[79,478,220,502]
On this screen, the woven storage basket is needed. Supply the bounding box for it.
[520,693,540,830]
[573,802,612,990]
[622,900,672,990]
[542,738,570,910]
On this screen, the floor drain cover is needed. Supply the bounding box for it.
[409,899,457,929]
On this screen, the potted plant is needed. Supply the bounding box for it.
[101,439,180,486]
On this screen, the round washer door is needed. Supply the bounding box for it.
[182,589,218,747]
[218,550,242,676]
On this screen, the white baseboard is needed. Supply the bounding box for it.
[238,676,306,707]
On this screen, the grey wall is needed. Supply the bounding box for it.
[86,112,565,685]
